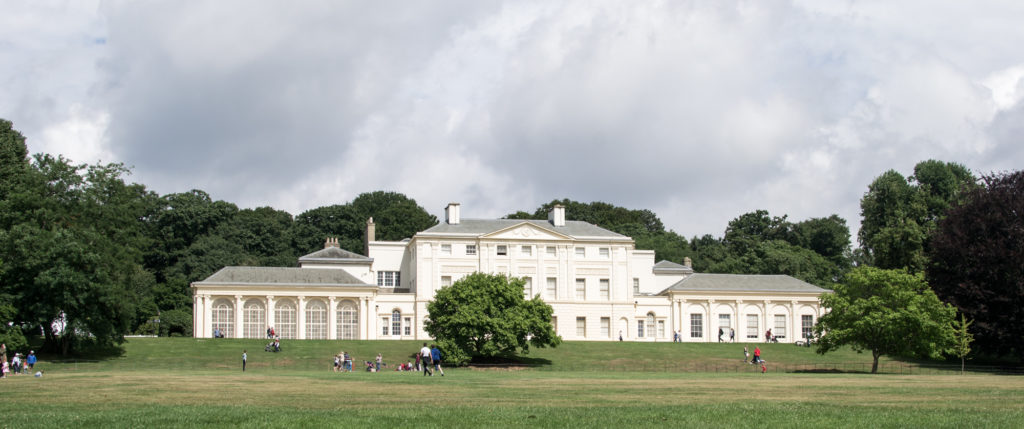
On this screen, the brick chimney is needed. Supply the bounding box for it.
[364,217,375,256]
[548,204,566,227]
[445,203,461,225]
[324,237,339,249]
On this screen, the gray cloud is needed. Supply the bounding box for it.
[3,0,1024,241]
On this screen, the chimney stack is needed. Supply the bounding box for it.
[324,237,339,249]
[365,217,375,256]
[445,203,461,225]
[683,256,692,268]
[548,204,566,227]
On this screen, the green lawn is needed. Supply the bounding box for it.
[1,338,1021,428]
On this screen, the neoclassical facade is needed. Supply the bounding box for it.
[193,204,829,342]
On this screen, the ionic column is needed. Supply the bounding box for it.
[234,295,244,338]
[328,296,337,340]
[203,295,212,338]
[267,296,275,335]
[297,296,306,339]
[193,294,200,337]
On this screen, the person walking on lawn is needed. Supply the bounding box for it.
[420,343,433,376]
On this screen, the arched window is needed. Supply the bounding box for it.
[391,310,402,336]
[646,312,656,339]
[211,299,234,338]
[243,299,265,339]
[336,300,359,340]
[305,300,327,339]
[275,300,296,339]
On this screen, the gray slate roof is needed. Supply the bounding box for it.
[298,246,372,264]
[195,267,372,286]
[653,260,693,273]
[419,219,628,239]
[663,273,830,294]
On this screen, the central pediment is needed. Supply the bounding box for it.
[481,222,573,241]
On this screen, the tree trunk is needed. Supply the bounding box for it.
[872,351,880,374]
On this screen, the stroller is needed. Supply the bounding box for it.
[265,341,281,352]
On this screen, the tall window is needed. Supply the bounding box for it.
[575,247,585,257]
[305,300,327,340]
[404,317,412,336]
[440,244,451,255]
[774,315,786,339]
[466,244,477,255]
[381,317,389,336]
[336,301,358,340]
[599,279,610,300]
[521,245,532,256]
[546,277,557,299]
[523,277,532,298]
[575,279,585,300]
[718,314,731,336]
[391,310,402,336]
[212,299,234,338]
[551,316,558,334]
[441,276,452,288]
[243,299,265,339]
[600,317,610,338]
[275,300,296,339]
[646,313,656,338]
[746,314,758,339]
[633,278,640,294]
[546,246,556,257]
[377,271,400,287]
[802,315,814,339]
[496,245,507,256]
[657,320,665,338]
[576,317,586,337]
[599,247,609,258]
[690,313,703,338]
[637,320,645,338]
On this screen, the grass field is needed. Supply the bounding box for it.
[1,338,1022,428]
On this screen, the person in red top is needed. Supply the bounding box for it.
[753,346,762,363]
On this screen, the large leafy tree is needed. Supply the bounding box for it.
[815,266,955,373]
[692,210,850,286]
[859,160,976,272]
[425,272,561,365]
[927,170,1024,359]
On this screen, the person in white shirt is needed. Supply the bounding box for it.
[419,343,433,376]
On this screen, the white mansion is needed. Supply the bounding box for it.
[192,204,829,343]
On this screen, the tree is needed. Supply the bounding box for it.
[951,313,974,375]
[927,170,1024,359]
[291,191,437,255]
[858,160,976,273]
[815,266,955,373]
[424,272,561,365]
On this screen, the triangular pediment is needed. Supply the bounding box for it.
[481,222,573,241]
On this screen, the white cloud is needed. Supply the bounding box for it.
[4,0,1024,244]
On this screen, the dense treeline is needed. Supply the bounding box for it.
[1,118,1020,360]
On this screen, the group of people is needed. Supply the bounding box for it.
[417,343,445,376]
[717,327,737,342]
[333,351,354,372]
[1,344,41,378]
[743,345,767,373]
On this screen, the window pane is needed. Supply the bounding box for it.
[575,247,585,257]
[546,277,556,299]
[637,320,644,338]
[801,315,814,339]
[575,279,585,300]
[391,311,401,336]
[275,301,296,339]
[466,244,477,255]
[523,277,532,299]
[497,245,507,255]
[521,245,531,256]
[600,317,610,337]
[599,279,609,299]
[546,246,556,256]
[774,315,786,339]
[690,314,703,338]
[633,278,640,294]
[576,317,585,337]
[599,247,609,258]
[746,314,758,339]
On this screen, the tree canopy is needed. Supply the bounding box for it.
[858,160,976,272]
[927,170,1024,359]
[424,272,561,365]
[815,266,955,373]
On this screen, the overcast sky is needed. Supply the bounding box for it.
[3,1,1023,241]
